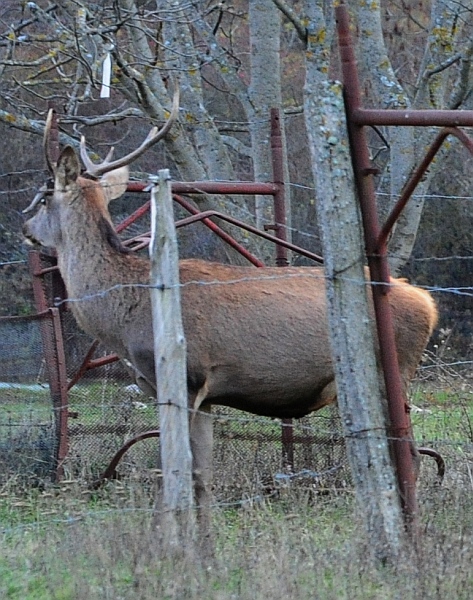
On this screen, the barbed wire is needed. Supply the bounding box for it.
[0,186,39,195]
[0,260,27,267]
[46,269,472,311]
[0,170,44,179]
[3,176,473,204]
[2,173,473,271]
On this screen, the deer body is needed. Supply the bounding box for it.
[23,117,438,542]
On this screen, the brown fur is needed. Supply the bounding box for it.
[23,147,438,540]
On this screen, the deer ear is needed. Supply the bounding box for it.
[56,146,81,189]
[101,166,129,204]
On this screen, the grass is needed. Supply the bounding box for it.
[411,386,473,443]
[0,382,472,598]
[0,383,51,423]
[0,481,472,599]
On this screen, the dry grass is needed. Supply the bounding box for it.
[1,380,472,599]
[1,474,472,600]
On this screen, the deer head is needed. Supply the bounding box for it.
[23,86,179,219]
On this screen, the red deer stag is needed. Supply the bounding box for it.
[23,98,438,537]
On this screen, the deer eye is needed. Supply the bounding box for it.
[40,191,53,206]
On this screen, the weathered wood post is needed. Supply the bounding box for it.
[149,169,194,551]
[304,79,409,563]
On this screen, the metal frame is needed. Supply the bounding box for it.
[26,251,69,481]
[29,20,461,504]
[335,4,473,531]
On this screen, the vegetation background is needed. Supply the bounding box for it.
[0,0,471,361]
[0,1,472,596]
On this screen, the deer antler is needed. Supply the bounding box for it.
[80,87,180,177]
[43,108,55,175]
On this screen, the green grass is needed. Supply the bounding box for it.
[0,482,472,599]
[411,386,473,443]
[1,383,472,598]
[4,379,470,446]
[0,384,51,423]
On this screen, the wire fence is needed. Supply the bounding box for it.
[1,176,472,501]
[0,313,57,485]
[1,307,472,502]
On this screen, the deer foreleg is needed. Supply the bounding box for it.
[189,402,213,552]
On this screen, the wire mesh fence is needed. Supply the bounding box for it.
[62,326,352,500]
[0,313,57,484]
[1,303,472,503]
[0,308,353,496]
[1,254,472,502]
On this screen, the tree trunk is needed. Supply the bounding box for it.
[249,0,281,233]
[303,3,409,561]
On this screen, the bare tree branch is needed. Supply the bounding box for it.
[272,0,307,43]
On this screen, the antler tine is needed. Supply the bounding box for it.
[79,136,116,174]
[43,108,55,175]
[81,86,180,178]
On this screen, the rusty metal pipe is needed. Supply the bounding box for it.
[270,108,290,267]
[378,127,473,248]
[418,447,446,481]
[175,209,323,263]
[336,4,419,532]
[270,108,294,467]
[116,200,151,233]
[353,108,473,127]
[172,194,265,267]
[91,430,160,490]
[127,180,278,196]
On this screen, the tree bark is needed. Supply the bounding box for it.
[249,0,282,232]
[303,3,409,563]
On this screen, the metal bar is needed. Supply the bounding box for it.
[28,251,70,482]
[36,265,59,276]
[175,210,324,263]
[127,180,278,196]
[49,307,69,481]
[353,107,473,127]
[336,4,419,532]
[117,191,266,267]
[91,430,160,489]
[116,200,151,233]
[378,127,473,248]
[270,107,294,468]
[173,194,265,267]
[28,250,51,313]
[67,340,100,390]
[85,354,120,369]
[116,196,265,267]
[117,197,323,264]
[270,108,290,267]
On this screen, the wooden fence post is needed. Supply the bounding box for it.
[149,169,194,551]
